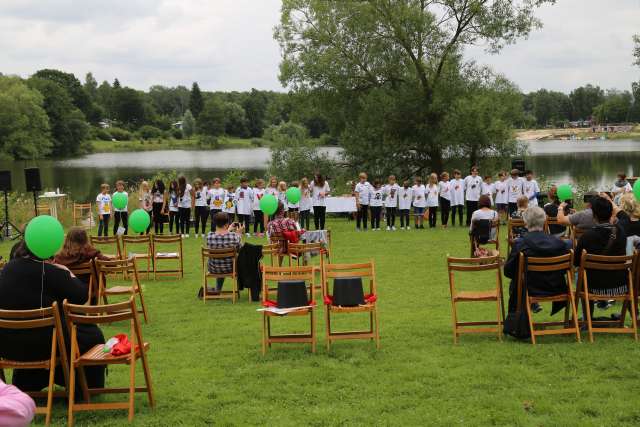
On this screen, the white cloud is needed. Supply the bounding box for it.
[0,0,638,93]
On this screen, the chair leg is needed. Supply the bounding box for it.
[45,340,57,426]
[68,347,77,427]
[525,295,536,345]
[630,294,638,341]
[140,351,155,407]
[262,314,267,355]
[128,356,136,422]
[569,295,581,343]
[451,300,459,344]
[138,291,149,323]
[495,297,503,342]
[325,309,331,351]
[584,294,594,343]
[374,307,381,349]
[310,310,316,354]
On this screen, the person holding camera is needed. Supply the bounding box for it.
[206,212,244,293]
[556,191,598,230]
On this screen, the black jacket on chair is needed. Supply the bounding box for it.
[504,231,570,314]
[237,243,263,301]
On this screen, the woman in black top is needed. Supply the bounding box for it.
[0,241,105,393]
[543,185,567,237]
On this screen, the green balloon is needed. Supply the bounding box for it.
[259,194,278,216]
[112,192,128,210]
[634,180,640,200]
[25,215,64,259]
[557,184,573,201]
[286,187,301,204]
[129,209,150,233]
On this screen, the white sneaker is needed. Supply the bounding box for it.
[386,226,391,231]
[246,233,251,237]
[406,226,411,230]
[392,226,396,231]
[186,234,190,238]
[181,234,185,238]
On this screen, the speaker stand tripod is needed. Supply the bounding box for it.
[0,191,22,240]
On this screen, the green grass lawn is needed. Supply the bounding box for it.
[2,219,640,426]
[89,137,268,153]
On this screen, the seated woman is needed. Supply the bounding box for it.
[0,241,105,393]
[503,207,570,335]
[543,185,567,238]
[468,195,498,256]
[54,227,112,288]
[206,212,243,293]
[510,196,529,239]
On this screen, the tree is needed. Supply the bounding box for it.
[113,78,121,89]
[96,80,113,117]
[223,102,249,137]
[0,76,51,160]
[633,34,640,67]
[592,90,633,124]
[197,97,225,137]
[182,109,196,137]
[84,72,98,101]
[242,89,267,137]
[27,77,89,156]
[32,69,91,116]
[111,87,146,127]
[189,82,204,119]
[569,84,604,121]
[275,0,552,173]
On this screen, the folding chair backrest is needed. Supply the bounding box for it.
[90,235,121,258]
[522,251,574,272]
[122,235,152,254]
[323,261,376,296]
[572,226,586,246]
[96,257,137,276]
[269,233,288,254]
[68,259,97,304]
[262,265,315,302]
[580,251,633,271]
[152,234,182,245]
[508,218,526,238]
[202,247,236,259]
[64,298,137,326]
[262,244,279,266]
[446,256,502,295]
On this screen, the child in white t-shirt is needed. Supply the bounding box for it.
[426,173,439,228]
[481,175,494,207]
[177,175,194,238]
[252,178,265,236]
[310,174,330,230]
[354,172,372,231]
[138,180,153,235]
[450,169,465,226]
[299,177,312,230]
[168,180,180,234]
[235,177,254,236]
[112,180,129,235]
[398,180,413,230]
[463,166,483,226]
[494,171,508,224]
[383,175,400,231]
[287,181,300,221]
[277,181,288,214]
[523,170,540,207]
[369,179,384,230]
[506,168,524,216]
[412,177,427,229]
[438,172,451,228]
[208,178,225,232]
[223,184,237,222]
[96,183,112,237]
[193,178,209,238]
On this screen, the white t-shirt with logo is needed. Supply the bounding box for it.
[252,188,265,211]
[179,184,193,208]
[265,187,279,199]
[523,179,540,207]
[464,175,483,202]
[208,188,226,211]
[438,181,451,201]
[96,193,112,215]
[383,184,400,208]
[481,182,494,206]
[113,191,128,212]
[507,177,524,204]
[169,191,179,212]
[355,182,372,205]
[299,187,312,211]
[494,180,508,205]
[235,186,254,215]
[194,188,207,207]
[310,181,330,207]
[223,191,236,214]
[426,184,439,207]
[412,184,427,208]
[398,187,413,210]
[369,187,384,207]
[450,178,465,206]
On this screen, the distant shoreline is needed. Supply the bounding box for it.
[516,126,640,142]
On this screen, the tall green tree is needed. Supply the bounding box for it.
[569,84,604,121]
[0,76,52,160]
[84,72,98,101]
[242,89,267,138]
[189,82,204,119]
[96,80,113,118]
[27,77,89,156]
[223,102,249,137]
[275,0,552,173]
[197,97,225,137]
[592,90,633,124]
[182,109,196,137]
[33,69,91,116]
[633,34,640,67]
[111,87,146,127]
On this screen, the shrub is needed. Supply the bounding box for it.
[109,127,133,141]
[95,128,112,141]
[250,138,263,147]
[171,128,183,139]
[198,135,220,148]
[137,125,162,140]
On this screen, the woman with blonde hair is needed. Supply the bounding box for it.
[426,173,439,228]
[618,192,640,238]
[138,180,153,234]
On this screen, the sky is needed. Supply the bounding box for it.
[0,0,638,94]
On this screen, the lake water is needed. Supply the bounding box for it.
[0,140,638,201]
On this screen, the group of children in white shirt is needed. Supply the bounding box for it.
[352,167,542,231]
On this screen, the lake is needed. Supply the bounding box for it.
[0,140,638,201]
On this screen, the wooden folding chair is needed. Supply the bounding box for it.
[73,202,93,230]
[516,251,580,344]
[262,243,279,267]
[544,216,569,236]
[447,256,504,343]
[95,258,149,323]
[576,250,637,342]
[152,234,183,280]
[0,302,72,426]
[321,259,380,350]
[121,235,153,280]
[64,297,154,426]
[90,235,122,260]
[37,204,52,216]
[201,247,239,303]
[68,259,98,305]
[287,242,325,267]
[507,218,526,253]
[571,225,586,249]
[261,265,316,354]
[469,219,500,257]
[269,233,288,266]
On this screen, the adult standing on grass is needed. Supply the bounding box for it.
[463,166,482,226]
[177,175,195,238]
[206,212,243,293]
[151,179,167,234]
[310,173,330,230]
